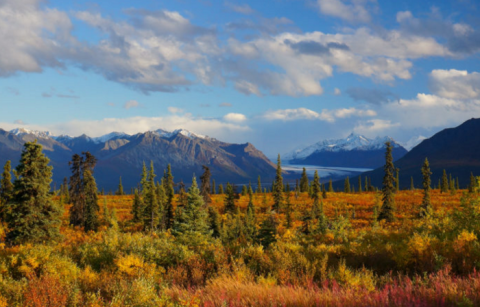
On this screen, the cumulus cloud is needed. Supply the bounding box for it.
[13,119,26,125]
[354,119,401,134]
[124,100,140,109]
[334,88,341,95]
[0,0,72,76]
[223,113,247,122]
[429,69,480,99]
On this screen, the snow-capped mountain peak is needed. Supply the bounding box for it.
[403,135,428,151]
[92,132,130,144]
[153,128,207,139]
[284,133,405,161]
[10,128,55,139]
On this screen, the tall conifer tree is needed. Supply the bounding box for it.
[300,168,309,192]
[0,160,13,221]
[378,142,396,222]
[419,158,432,217]
[272,154,284,211]
[6,141,62,244]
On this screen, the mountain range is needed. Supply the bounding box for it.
[347,118,480,190]
[0,128,277,191]
[284,133,408,169]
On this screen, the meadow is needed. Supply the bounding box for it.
[1,188,480,306]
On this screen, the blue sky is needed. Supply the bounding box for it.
[1,0,480,156]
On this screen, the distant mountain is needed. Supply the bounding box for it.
[403,135,428,151]
[285,133,408,169]
[0,128,277,191]
[350,118,480,190]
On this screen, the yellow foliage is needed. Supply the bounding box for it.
[115,254,146,277]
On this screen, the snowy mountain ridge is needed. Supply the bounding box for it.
[285,133,405,161]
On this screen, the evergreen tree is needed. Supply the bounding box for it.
[272,154,284,211]
[469,172,476,193]
[211,179,216,194]
[396,168,400,191]
[173,176,210,237]
[322,184,327,199]
[344,177,351,193]
[285,190,292,229]
[245,193,257,240]
[61,177,70,203]
[441,170,448,193]
[410,177,414,191]
[311,170,321,205]
[6,141,62,244]
[248,182,254,197]
[116,177,124,195]
[140,162,148,196]
[131,189,142,222]
[257,210,277,248]
[224,183,236,214]
[0,160,14,221]
[456,177,460,190]
[218,184,224,194]
[257,176,262,194]
[143,161,158,231]
[208,206,221,238]
[200,165,212,204]
[329,179,333,192]
[315,201,328,235]
[378,142,396,222]
[358,176,362,193]
[241,185,248,196]
[300,168,309,192]
[177,181,188,208]
[156,181,166,230]
[69,152,98,229]
[83,169,99,232]
[365,176,368,192]
[419,158,432,218]
[163,164,175,229]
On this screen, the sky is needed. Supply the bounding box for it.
[1,0,480,157]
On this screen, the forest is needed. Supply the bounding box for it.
[1,140,480,306]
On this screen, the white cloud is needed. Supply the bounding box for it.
[317,0,373,23]
[354,119,400,135]
[0,114,251,142]
[429,69,480,100]
[263,107,376,122]
[225,2,255,15]
[334,88,341,95]
[0,0,72,76]
[124,100,140,109]
[168,107,185,114]
[223,113,247,122]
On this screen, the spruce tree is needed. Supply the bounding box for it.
[365,176,368,192]
[208,206,221,238]
[322,184,327,199]
[62,177,70,203]
[311,170,321,205]
[131,189,142,222]
[396,169,400,192]
[315,201,328,235]
[241,185,248,196]
[257,176,262,194]
[0,160,14,221]
[140,162,148,196]
[200,165,212,204]
[257,210,277,248]
[245,193,257,240]
[224,183,236,214]
[218,184,224,194]
[469,173,476,193]
[358,176,362,193]
[285,190,292,229]
[300,168,309,192]
[116,177,124,195]
[419,158,432,217]
[6,141,62,244]
[156,181,166,230]
[69,152,98,230]
[344,177,351,193]
[441,170,448,193]
[456,177,460,190]
[272,154,284,211]
[163,164,175,229]
[329,179,333,192]
[83,169,99,232]
[378,142,396,222]
[143,161,158,231]
[173,176,210,237]
[211,179,216,194]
